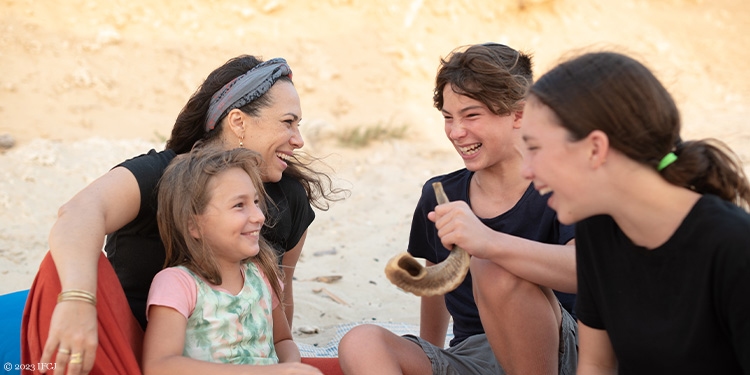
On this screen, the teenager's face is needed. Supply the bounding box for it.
[194,168,265,264]
[244,81,303,183]
[441,84,520,172]
[521,100,591,225]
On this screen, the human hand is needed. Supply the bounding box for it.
[39,301,98,375]
[428,201,495,259]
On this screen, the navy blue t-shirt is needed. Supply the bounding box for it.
[408,169,575,346]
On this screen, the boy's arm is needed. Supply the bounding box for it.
[418,261,451,348]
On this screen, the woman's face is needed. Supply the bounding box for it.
[243,81,303,183]
[521,99,593,225]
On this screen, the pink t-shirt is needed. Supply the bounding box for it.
[146,264,281,320]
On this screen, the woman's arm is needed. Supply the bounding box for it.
[577,322,617,375]
[418,260,451,348]
[280,230,307,328]
[272,301,300,363]
[429,201,577,293]
[40,166,142,374]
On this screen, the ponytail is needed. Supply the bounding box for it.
[661,138,750,211]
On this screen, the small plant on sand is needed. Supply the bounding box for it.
[336,122,408,148]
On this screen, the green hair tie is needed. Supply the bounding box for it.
[657,152,678,171]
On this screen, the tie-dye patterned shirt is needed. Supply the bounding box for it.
[147,262,278,364]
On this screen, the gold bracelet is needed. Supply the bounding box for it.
[57,289,97,306]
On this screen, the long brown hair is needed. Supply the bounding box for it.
[530,51,750,210]
[157,146,283,300]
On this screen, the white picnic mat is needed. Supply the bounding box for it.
[297,321,454,358]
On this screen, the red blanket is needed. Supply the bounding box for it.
[21,252,342,375]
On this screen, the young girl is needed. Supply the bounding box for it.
[522,51,750,373]
[142,146,321,375]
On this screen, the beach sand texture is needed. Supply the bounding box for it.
[1,0,749,346]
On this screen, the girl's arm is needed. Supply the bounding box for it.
[143,306,320,375]
[280,230,308,328]
[142,305,190,375]
[577,322,617,375]
[40,167,142,373]
[418,260,451,348]
[272,302,301,363]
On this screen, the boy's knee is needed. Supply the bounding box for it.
[471,257,541,306]
[339,324,401,370]
[339,324,386,354]
[471,258,522,291]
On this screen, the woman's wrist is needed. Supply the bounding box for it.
[57,289,97,306]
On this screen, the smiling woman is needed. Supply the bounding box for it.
[21,55,343,375]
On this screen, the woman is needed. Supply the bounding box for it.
[521,51,750,374]
[22,55,341,375]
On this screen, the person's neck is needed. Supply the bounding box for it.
[469,156,529,219]
[215,260,246,295]
[605,165,701,250]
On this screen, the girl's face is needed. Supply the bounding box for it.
[243,81,303,183]
[441,84,521,172]
[192,168,266,264]
[521,100,593,225]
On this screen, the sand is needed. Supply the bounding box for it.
[1,0,748,346]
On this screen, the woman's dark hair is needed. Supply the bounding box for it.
[530,51,750,210]
[167,55,279,153]
[166,54,343,210]
[434,42,533,116]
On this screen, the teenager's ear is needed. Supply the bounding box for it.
[587,129,610,169]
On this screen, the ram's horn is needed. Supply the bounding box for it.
[384,182,470,296]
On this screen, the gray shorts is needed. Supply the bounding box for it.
[403,307,578,375]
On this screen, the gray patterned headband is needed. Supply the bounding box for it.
[204,57,293,132]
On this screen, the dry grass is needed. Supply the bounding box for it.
[336,123,409,148]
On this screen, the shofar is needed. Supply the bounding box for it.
[384,182,470,296]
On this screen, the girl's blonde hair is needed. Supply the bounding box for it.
[157,146,283,301]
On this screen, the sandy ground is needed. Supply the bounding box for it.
[1,0,749,345]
